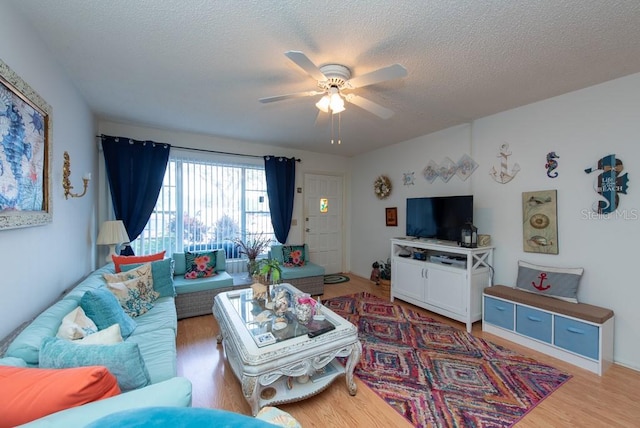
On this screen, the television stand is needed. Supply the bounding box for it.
[390,238,494,333]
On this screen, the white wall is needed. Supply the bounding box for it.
[350,72,640,370]
[97,121,352,267]
[0,3,97,339]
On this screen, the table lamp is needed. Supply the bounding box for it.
[97,220,130,263]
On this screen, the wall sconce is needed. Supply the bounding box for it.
[63,151,91,199]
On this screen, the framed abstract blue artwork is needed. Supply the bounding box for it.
[0,59,52,230]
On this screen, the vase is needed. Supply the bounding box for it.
[295,302,313,324]
[247,259,259,279]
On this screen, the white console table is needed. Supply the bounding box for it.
[390,238,494,333]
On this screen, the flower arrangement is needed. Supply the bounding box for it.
[233,232,272,276]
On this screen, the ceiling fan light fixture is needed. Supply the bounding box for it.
[315,95,330,113]
[329,93,345,114]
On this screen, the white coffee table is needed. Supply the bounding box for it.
[213,283,362,415]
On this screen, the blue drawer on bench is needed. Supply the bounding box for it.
[516,306,552,343]
[484,296,514,330]
[554,316,599,360]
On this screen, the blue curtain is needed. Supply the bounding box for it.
[101,135,170,255]
[264,156,296,244]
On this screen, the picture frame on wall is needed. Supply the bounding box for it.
[0,59,52,231]
[522,189,558,254]
[386,207,398,227]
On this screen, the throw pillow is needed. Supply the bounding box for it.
[119,258,176,298]
[0,365,120,427]
[515,260,584,303]
[283,245,305,267]
[80,288,137,338]
[184,251,216,279]
[56,306,98,340]
[112,251,166,273]
[106,271,159,317]
[39,337,151,392]
[77,324,123,345]
[103,262,152,284]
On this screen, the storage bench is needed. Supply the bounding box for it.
[482,285,614,375]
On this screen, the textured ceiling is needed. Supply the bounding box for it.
[10,0,640,156]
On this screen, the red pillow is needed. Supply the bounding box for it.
[112,251,166,273]
[0,365,121,427]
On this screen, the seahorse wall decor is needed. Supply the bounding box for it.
[489,143,520,184]
[546,152,559,178]
[584,154,629,214]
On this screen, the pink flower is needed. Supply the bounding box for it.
[185,271,198,279]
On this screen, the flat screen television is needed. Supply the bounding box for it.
[406,195,473,242]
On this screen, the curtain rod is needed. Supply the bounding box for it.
[96,135,301,162]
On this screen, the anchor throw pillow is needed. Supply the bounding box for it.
[515,260,583,303]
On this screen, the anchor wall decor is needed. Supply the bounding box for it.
[490,143,520,184]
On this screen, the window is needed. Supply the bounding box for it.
[130,150,275,259]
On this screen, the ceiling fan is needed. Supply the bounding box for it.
[259,51,408,119]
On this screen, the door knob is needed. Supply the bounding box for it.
[305,228,310,232]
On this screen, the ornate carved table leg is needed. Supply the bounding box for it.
[215,331,223,344]
[241,375,260,416]
[345,341,362,396]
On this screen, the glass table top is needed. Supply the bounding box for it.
[227,284,336,347]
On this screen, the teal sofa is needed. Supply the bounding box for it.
[172,251,237,319]
[0,263,192,427]
[270,244,325,296]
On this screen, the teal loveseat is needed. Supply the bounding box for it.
[172,251,237,319]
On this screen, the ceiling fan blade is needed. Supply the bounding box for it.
[345,94,395,119]
[259,90,323,103]
[346,63,407,89]
[284,51,327,81]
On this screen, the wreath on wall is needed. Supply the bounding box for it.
[374,175,392,199]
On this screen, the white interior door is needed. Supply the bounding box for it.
[304,173,343,275]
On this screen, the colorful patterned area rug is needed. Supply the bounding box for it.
[324,292,571,428]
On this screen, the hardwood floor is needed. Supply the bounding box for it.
[176,275,639,427]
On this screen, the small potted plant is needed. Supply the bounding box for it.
[258,258,282,309]
[377,258,391,293]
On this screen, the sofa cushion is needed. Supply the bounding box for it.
[129,297,177,336]
[39,337,151,392]
[125,328,177,383]
[106,271,159,317]
[173,250,226,275]
[62,265,116,302]
[5,299,79,365]
[271,244,310,264]
[112,251,166,273]
[120,258,176,298]
[173,271,234,294]
[80,288,137,338]
[56,306,98,340]
[0,365,120,428]
[282,245,306,267]
[77,324,123,345]
[86,407,283,428]
[184,251,217,279]
[22,377,192,427]
[515,260,583,303]
[280,264,325,280]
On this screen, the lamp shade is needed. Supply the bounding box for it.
[97,220,130,245]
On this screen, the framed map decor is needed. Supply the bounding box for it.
[0,59,52,230]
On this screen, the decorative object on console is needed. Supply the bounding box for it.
[546,151,560,178]
[373,175,392,199]
[460,221,478,248]
[62,151,91,199]
[385,207,397,226]
[97,220,131,263]
[515,260,583,303]
[0,59,52,231]
[522,189,558,254]
[489,143,520,184]
[584,153,629,214]
[478,234,491,247]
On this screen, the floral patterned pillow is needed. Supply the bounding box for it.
[283,245,305,267]
[106,271,159,317]
[184,251,217,279]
